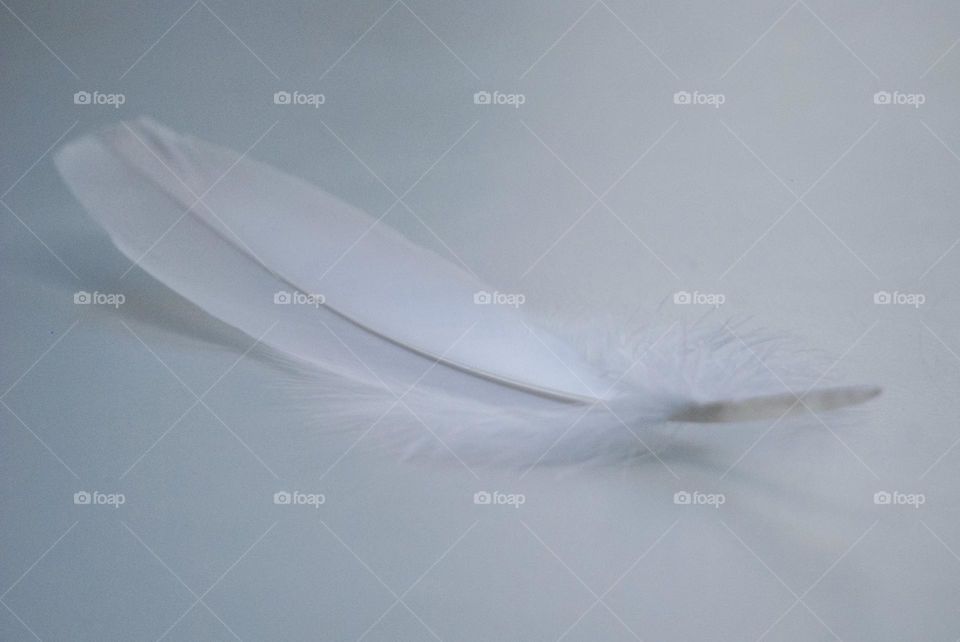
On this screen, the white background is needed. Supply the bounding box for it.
[2,1,960,639]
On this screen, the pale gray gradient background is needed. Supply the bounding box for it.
[2,1,960,640]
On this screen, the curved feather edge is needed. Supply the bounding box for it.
[54,118,882,466]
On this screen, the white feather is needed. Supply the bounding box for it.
[54,118,880,466]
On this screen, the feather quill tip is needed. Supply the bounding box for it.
[668,385,882,423]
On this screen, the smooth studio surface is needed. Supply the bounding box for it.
[2,1,960,640]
